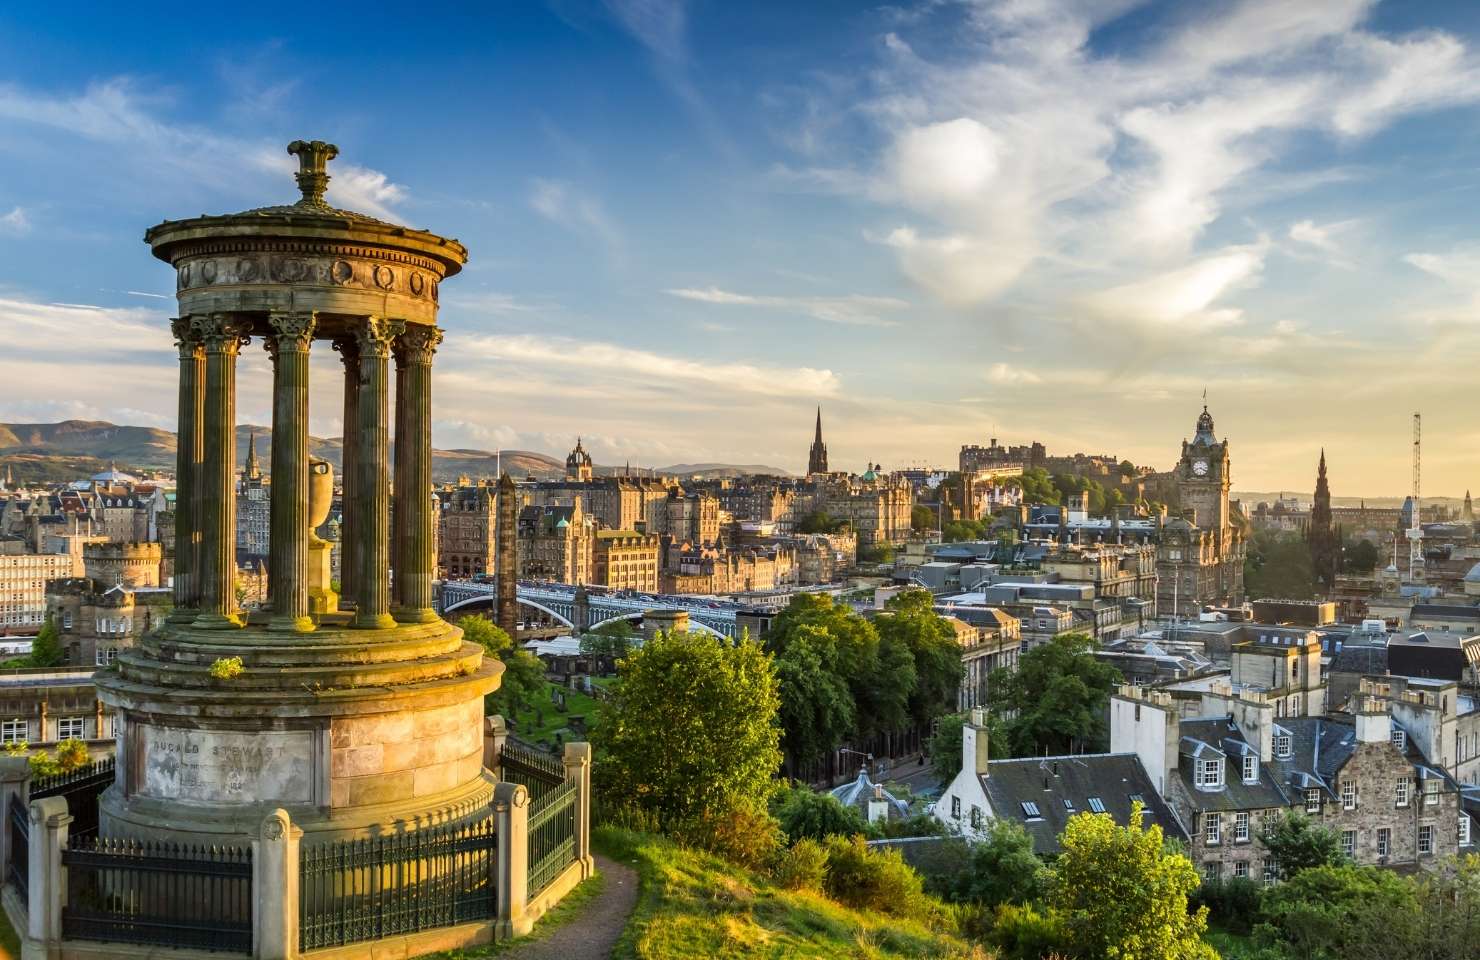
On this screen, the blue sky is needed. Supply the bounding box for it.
[3,1,1480,495]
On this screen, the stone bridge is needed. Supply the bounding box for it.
[438,579,743,639]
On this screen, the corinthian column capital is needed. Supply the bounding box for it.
[353,317,404,360]
[170,317,202,358]
[193,314,252,354]
[394,325,443,367]
[264,311,317,359]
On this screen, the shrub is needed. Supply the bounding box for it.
[28,738,90,778]
[773,837,829,891]
[821,835,937,923]
[865,811,949,840]
[1192,876,1264,934]
[209,656,244,681]
[775,784,865,842]
[988,903,1071,960]
[673,801,784,871]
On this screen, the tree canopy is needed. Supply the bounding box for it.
[458,614,545,716]
[1262,811,1346,879]
[773,784,866,843]
[28,615,65,668]
[1245,529,1316,600]
[579,618,637,659]
[926,711,1008,782]
[592,629,781,828]
[987,633,1122,755]
[876,589,962,729]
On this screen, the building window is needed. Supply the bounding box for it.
[1197,758,1224,789]
[1424,778,1440,806]
[1305,788,1321,813]
[0,720,25,744]
[1202,861,1221,881]
[1262,859,1278,884]
[951,796,961,820]
[1021,801,1041,819]
[1419,824,1434,855]
[1205,812,1220,845]
[1397,778,1411,807]
[1341,830,1356,858]
[62,612,73,630]
[1461,816,1472,847]
[1275,734,1292,759]
[1242,755,1257,783]
[970,806,982,828]
[1341,780,1357,810]
[56,717,85,740]
[1377,828,1390,858]
[1087,796,1105,814]
[1235,812,1249,843]
[1233,861,1249,879]
[1392,729,1407,751]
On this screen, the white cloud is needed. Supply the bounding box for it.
[529,178,622,251]
[1403,248,1480,289]
[1079,244,1267,333]
[457,333,840,398]
[984,362,1041,385]
[665,286,908,327]
[0,206,30,234]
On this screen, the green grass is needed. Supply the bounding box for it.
[507,681,601,749]
[423,868,606,959]
[596,827,985,960]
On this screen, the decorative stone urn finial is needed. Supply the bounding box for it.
[287,139,339,207]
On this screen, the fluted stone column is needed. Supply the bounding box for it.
[352,317,402,629]
[391,346,409,611]
[333,336,360,609]
[266,312,316,632]
[193,314,250,629]
[169,318,204,621]
[393,326,442,623]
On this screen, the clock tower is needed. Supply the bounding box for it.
[1176,404,1231,544]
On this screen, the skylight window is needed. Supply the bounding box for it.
[1087,797,1106,813]
[1021,801,1041,818]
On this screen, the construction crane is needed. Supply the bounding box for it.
[1409,412,1424,580]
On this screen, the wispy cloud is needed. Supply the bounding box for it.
[529,178,622,252]
[1078,243,1267,334]
[984,362,1041,386]
[0,206,30,234]
[458,333,840,398]
[666,286,908,327]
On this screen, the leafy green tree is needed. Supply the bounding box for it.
[930,820,1047,909]
[592,629,781,828]
[1017,468,1060,505]
[926,711,1007,782]
[1262,811,1346,878]
[1051,804,1216,960]
[1245,529,1316,600]
[579,618,636,659]
[876,589,962,729]
[1344,538,1380,573]
[987,633,1122,755]
[774,784,865,842]
[1413,854,1480,958]
[1256,864,1419,960]
[797,511,842,534]
[942,519,988,542]
[772,623,856,767]
[28,615,65,668]
[1119,459,1137,477]
[458,614,545,716]
[910,504,937,532]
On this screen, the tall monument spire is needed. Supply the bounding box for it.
[244,430,260,480]
[808,407,828,476]
[1309,448,1337,593]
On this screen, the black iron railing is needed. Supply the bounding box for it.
[61,837,252,954]
[33,757,114,839]
[8,791,27,900]
[298,816,498,951]
[528,779,577,896]
[500,738,566,803]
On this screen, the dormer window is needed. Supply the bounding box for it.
[1242,755,1258,783]
[1196,757,1224,790]
[1275,734,1292,759]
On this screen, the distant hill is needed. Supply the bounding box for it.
[0,420,780,484]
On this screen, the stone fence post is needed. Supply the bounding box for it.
[27,795,70,952]
[483,715,507,773]
[252,808,301,960]
[563,742,594,879]
[493,781,530,939]
[0,755,30,883]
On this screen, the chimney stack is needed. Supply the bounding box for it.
[963,708,991,776]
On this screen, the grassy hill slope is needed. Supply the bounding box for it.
[597,828,984,960]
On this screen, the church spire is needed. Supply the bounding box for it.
[245,430,260,480]
[807,407,828,476]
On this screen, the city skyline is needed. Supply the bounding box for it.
[3,2,1480,492]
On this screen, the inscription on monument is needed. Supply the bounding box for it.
[139,724,314,804]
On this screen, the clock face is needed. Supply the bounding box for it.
[1192,459,1209,477]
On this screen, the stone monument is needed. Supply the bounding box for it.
[95,140,503,844]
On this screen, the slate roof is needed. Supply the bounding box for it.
[1267,717,1358,799]
[1411,604,1480,621]
[1329,644,1389,676]
[980,753,1187,855]
[1176,717,1290,812]
[829,768,911,820]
